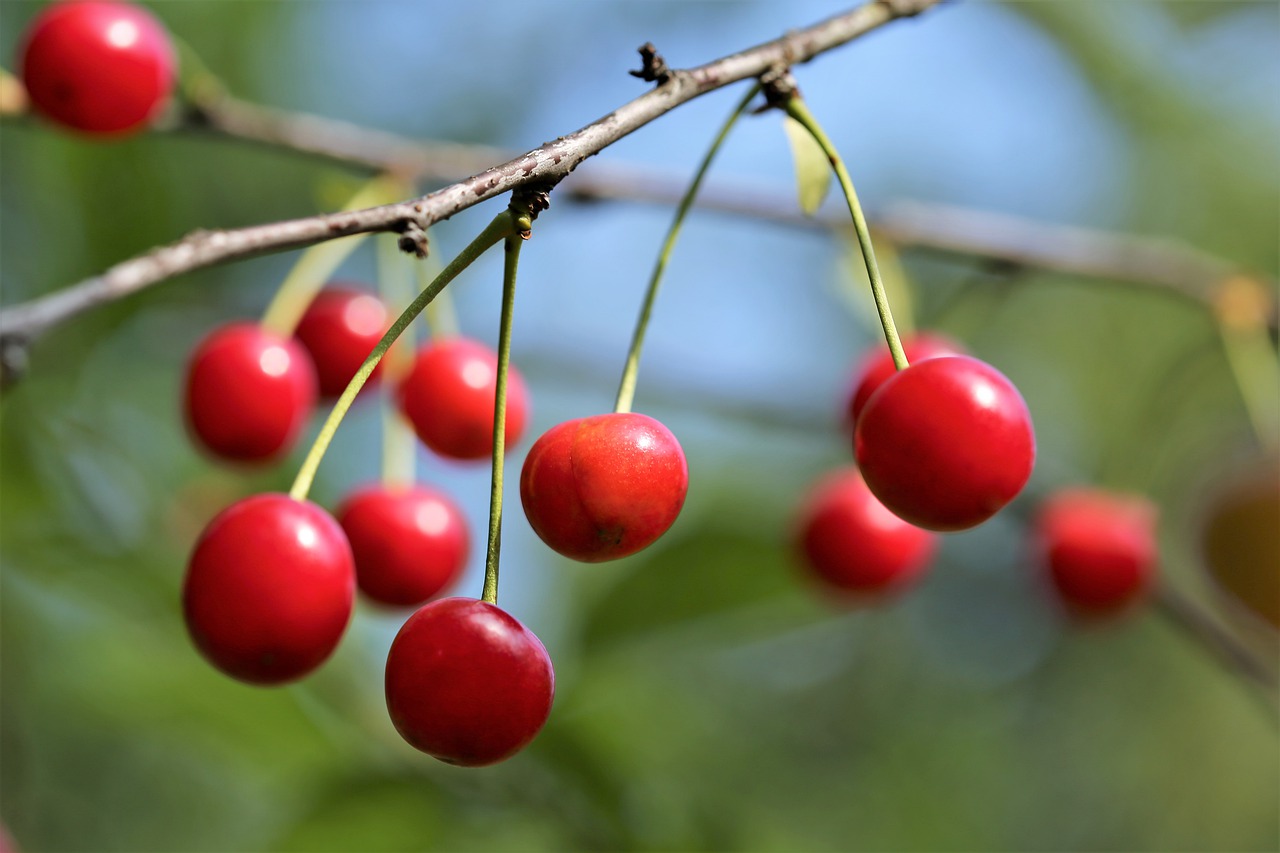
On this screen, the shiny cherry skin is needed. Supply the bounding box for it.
[19,0,176,136]
[855,355,1035,531]
[183,323,317,463]
[846,332,966,427]
[384,597,554,766]
[1035,488,1158,618]
[183,493,356,685]
[796,466,936,601]
[520,412,688,563]
[336,483,470,608]
[397,337,530,461]
[293,286,390,399]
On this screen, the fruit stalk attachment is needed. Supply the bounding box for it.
[481,208,532,605]
[614,83,760,414]
[782,94,908,371]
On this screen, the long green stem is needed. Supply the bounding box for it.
[481,221,530,605]
[375,234,418,489]
[289,211,519,502]
[614,84,760,414]
[260,176,402,337]
[417,254,460,340]
[784,97,908,371]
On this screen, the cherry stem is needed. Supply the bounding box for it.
[481,215,531,605]
[783,96,908,371]
[259,176,402,338]
[613,84,760,415]
[288,209,521,502]
[417,257,461,340]
[374,233,418,490]
[1152,583,1279,723]
[171,33,227,108]
[1213,276,1280,454]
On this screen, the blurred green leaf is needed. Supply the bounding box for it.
[579,525,799,651]
[781,115,832,216]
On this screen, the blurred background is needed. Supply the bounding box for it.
[1,1,1277,850]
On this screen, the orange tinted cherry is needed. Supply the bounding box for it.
[520,412,688,562]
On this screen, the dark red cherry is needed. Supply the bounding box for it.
[183,323,317,463]
[183,493,355,685]
[19,0,176,136]
[384,597,554,766]
[520,412,688,562]
[336,484,470,608]
[846,332,966,427]
[796,466,936,600]
[1035,488,1158,618]
[855,355,1035,531]
[293,286,390,399]
[397,337,530,461]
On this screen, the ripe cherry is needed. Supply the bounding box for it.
[19,0,176,136]
[183,323,317,463]
[397,337,530,461]
[384,597,554,766]
[796,466,936,600]
[855,355,1034,531]
[846,332,965,427]
[520,412,688,562]
[1034,488,1158,617]
[336,484,470,608]
[183,493,355,685]
[293,286,390,399]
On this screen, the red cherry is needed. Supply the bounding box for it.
[183,323,317,463]
[19,0,176,136]
[336,484,470,608]
[397,337,530,461]
[796,466,936,600]
[183,493,355,685]
[855,355,1035,531]
[384,597,554,766]
[1035,488,1158,618]
[520,412,688,562]
[293,286,390,399]
[846,332,966,427]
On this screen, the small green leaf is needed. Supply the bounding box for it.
[782,115,832,215]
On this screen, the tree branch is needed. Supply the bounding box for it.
[1153,583,1279,720]
[0,0,942,386]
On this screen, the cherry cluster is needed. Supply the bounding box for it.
[797,332,1158,617]
[14,0,1163,774]
[178,282,694,763]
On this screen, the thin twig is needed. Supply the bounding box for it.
[1152,582,1279,721]
[0,0,942,385]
